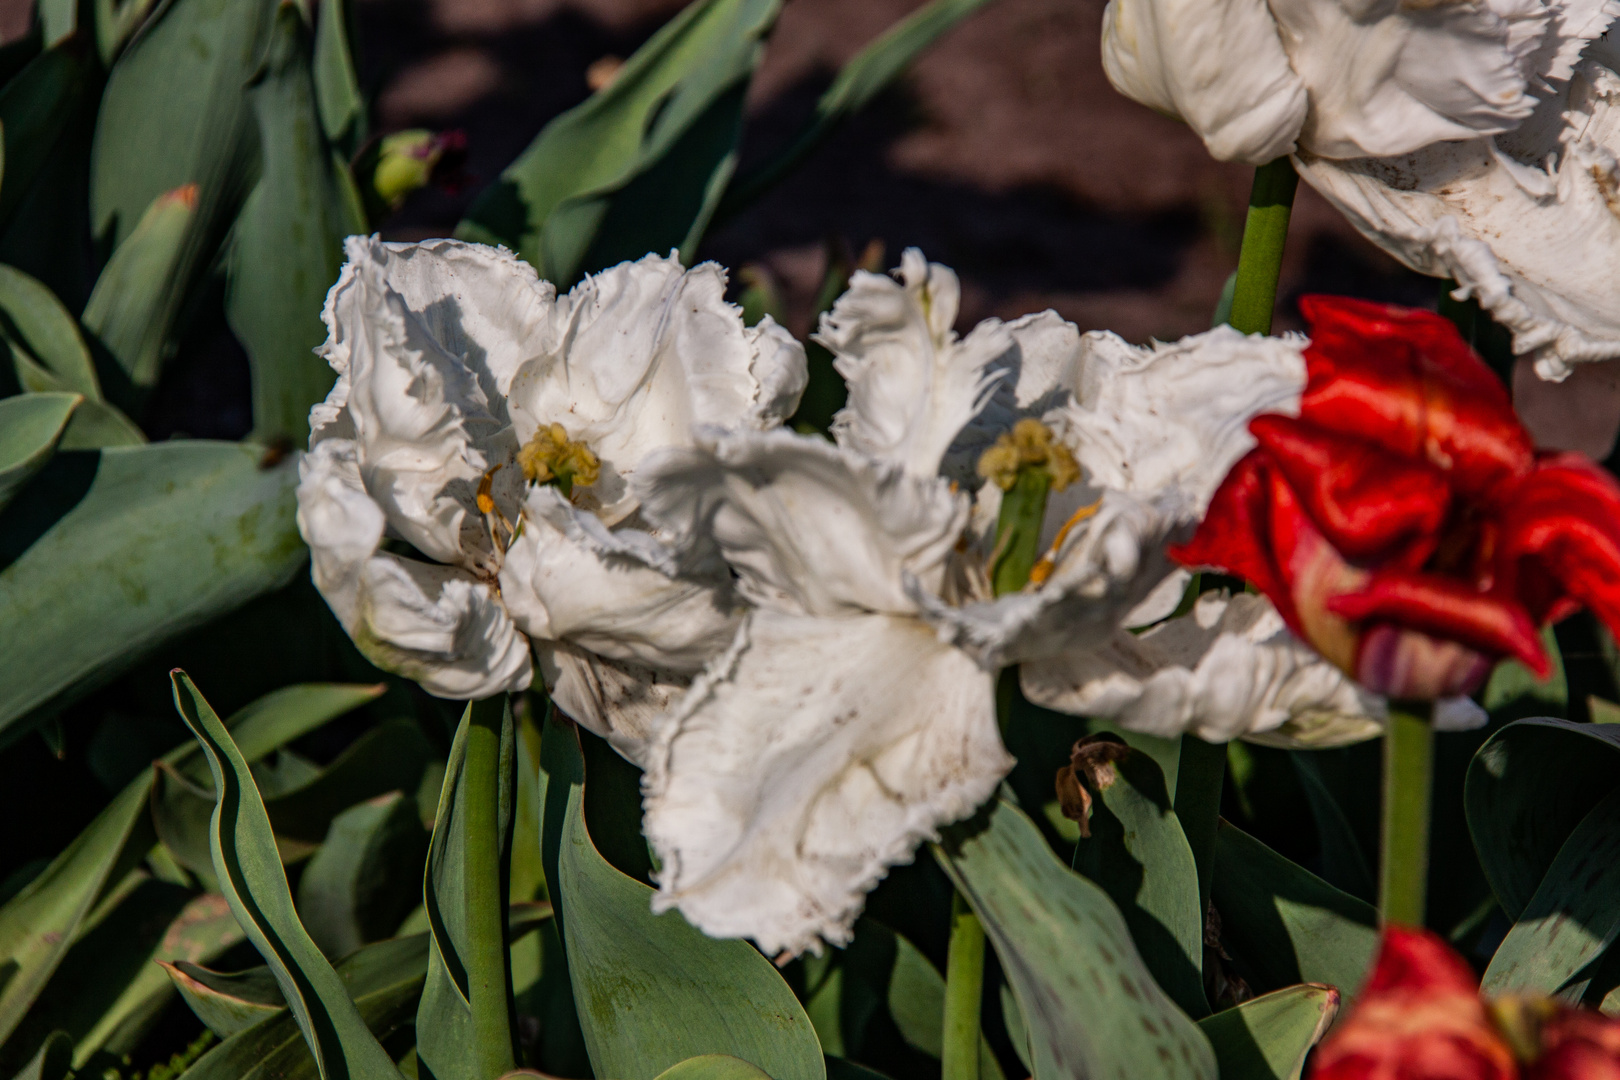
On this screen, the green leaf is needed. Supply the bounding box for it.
[90,0,163,65]
[1482,625,1566,721]
[312,0,364,155]
[1066,737,1207,1018]
[0,441,304,734]
[456,0,781,284]
[653,1056,775,1080]
[540,716,825,1080]
[0,392,77,512]
[170,670,404,1080]
[7,1031,69,1080]
[0,40,93,232]
[934,795,1217,1080]
[1290,753,1375,904]
[226,0,364,444]
[717,0,995,216]
[0,263,98,397]
[9,350,144,450]
[416,697,518,1080]
[1466,717,1620,920]
[297,792,429,959]
[80,184,198,395]
[1210,820,1378,1002]
[1482,786,1620,997]
[1195,983,1340,1080]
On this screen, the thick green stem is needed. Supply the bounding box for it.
[1227,157,1299,336]
[942,892,986,1080]
[1379,702,1435,927]
[465,695,517,1077]
[1174,734,1226,920]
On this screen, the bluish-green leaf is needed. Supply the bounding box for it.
[653,1056,774,1080]
[1290,753,1375,904]
[170,670,404,1080]
[297,792,428,960]
[456,0,780,284]
[1483,625,1566,720]
[0,264,97,397]
[312,0,364,155]
[1195,983,1339,1080]
[541,716,825,1080]
[0,40,92,231]
[934,795,1216,1080]
[0,392,77,512]
[7,1031,69,1080]
[0,441,304,734]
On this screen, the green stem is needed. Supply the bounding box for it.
[942,892,986,1080]
[465,695,517,1077]
[1173,734,1226,921]
[1227,157,1299,336]
[1379,702,1434,927]
[990,468,1052,597]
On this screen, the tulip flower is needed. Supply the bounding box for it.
[1172,296,1620,701]
[296,237,806,755]
[633,250,1384,956]
[1311,926,1620,1080]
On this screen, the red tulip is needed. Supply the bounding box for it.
[1526,1009,1620,1080]
[1172,296,1620,700]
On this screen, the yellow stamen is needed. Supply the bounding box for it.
[518,422,601,493]
[475,468,497,515]
[1028,498,1102,586]
[976,418,1079,492]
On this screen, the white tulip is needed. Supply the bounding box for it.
[296,236,805,751]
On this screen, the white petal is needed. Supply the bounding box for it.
[818,249,1006,479]
[636,429,969,618]
[1296,58,1620,376]
[1432,695,1490,732]
[499,485,739,673]
[1020,593,1384,746]
[296,440,533,699]
[1100,0,1307,164]
[644,609,1006,956]
[504,254,807,525]
[538,642,691,765]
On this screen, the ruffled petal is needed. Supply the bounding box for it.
[1020,592,1385,746]
[1100,0,1307,164]
[643,608,1005,956]
[1496,452,1620,632]
[1294,58,1620,379]
[538,641,692,765]
[818,249,1007,479]
[1328,570,1548,676]
[499,485,739,673]
[505,253,807,525]
[636,429,970,618]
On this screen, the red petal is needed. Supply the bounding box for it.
[1171,451,1296,624]
[1327,571,1549,677]
[1498,454,1620,638]
[1296,296,1533,498]
[1249,414,1450,563]
[1363,926,1481,996]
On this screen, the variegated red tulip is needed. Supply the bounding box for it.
[1172,296,1620,701]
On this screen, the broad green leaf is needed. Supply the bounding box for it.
[1210,820,1378,1002]
[0,40,93,231]
[0,441,304,733]
[1482,625,1566,720]
[1290,753,1375,903]
[192,683,388,783]
[9,353,143,450]
[934,795,1216,1080]
[1482,786,1620,996]
[298,792,429,959]
[0,264,97,397]
[80,184,197,394]
[653,1056,774,1080]
[417,697,518,1080]
[225,1,364,443]
[1466,717,1620,919]
[170,671,404,1080]
[1195,983,1340,1080]
[312,0,364,154]
[1067,737,1207,1018]
[541,716,825,1080]
[718,0,995,215]
[456,0,781,284]
[0,392,76,512]
[7,1032,69,1080]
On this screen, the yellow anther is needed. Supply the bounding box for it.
[518,422,601,493]
[475,468,497,516]
[976,418,1080,492]
[1028,498,1102,586]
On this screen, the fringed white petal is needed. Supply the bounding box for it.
[818,249,1007,479]
[644,609,1005,957]
[538,641,693,765]
[636,429,970,618]
[1296,58,1620,378]
[1100,0,1307,164]
[504,253,807,525]
[1021,593,1385,746]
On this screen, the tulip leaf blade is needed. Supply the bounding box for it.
[164,958,288,1039]
[934,795,1218,1080]
[1209,820,1378,1004]
[0,263,97,398]
[1466,716,1620,920]
[1194,983,1339,1080]
[170,670,405,1080]
[311,0,365,155]
[653,1056,775,1080]
[456,0,780,285]
[0,440,305,736]
[539,715,826,1080]
[7,1031,70,1080]
[0,392,77,513]
[296,792,429,961]
[0,39,92,233]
